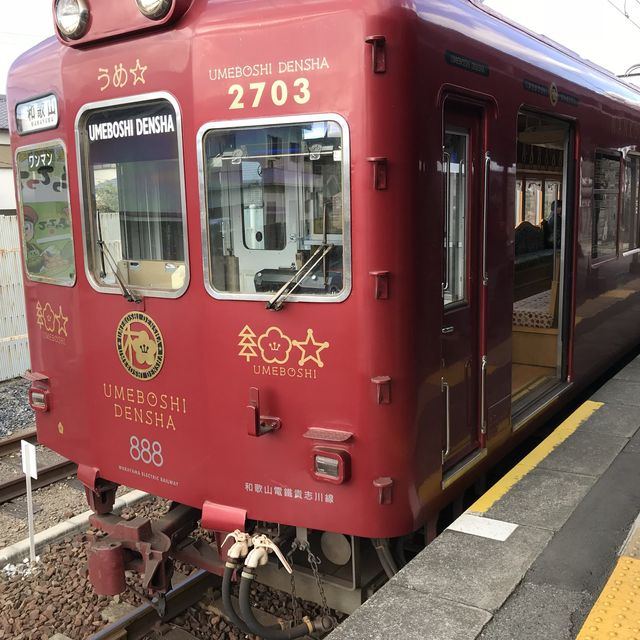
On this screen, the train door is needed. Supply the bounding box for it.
[511,112,572,415]
[440,103,484,473]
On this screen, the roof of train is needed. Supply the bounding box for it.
[441,0,640,107]
[470,0,624,83]
[7,0,640,115]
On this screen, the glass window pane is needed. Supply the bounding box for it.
[592,152,620,261]
[203,120,346,297]
[622,156,640,253]
[524,180,542,225]
[80,99,186,293]
[16,143,75,285]
[444,131,467,306]
[544,181,561,221]
[515,179,523,224]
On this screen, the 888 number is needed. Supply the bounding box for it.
[129,436,164,468]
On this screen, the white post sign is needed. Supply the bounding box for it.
[20,440,38,564]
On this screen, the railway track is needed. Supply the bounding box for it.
[89,569,318,640]
[0,428,77,504]
[0,428,37,456]
[0,459,78,504]
[89,571,222,640]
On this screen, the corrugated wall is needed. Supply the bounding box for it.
[0,216,30,381]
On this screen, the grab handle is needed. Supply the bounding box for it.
[441,377,451,462]
[480,355,488,435]
[482,151,491,286]
[442,150,451,295]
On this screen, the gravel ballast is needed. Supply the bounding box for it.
[0,378,34,437]
[0,498,344,639]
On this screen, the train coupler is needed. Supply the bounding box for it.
[87,503,212,596]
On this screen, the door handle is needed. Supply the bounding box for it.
[482,151,491,287]
[441,326,454,335]
[441,377,451,462]
[480,355,488,435]
[442,150,451,295]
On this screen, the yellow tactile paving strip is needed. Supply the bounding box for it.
[468,400,604,514]
[575,556,640,640]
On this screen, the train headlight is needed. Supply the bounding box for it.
[54,0,90,40]
[135,0,173,20]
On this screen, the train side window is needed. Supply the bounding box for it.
[15,142,75,286]
[77,96,188,297]
[592,151,621,263]
[199,115,350,301]
[443,130,468,305]
[622,154,640,254]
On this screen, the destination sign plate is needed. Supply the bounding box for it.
[16,94,59,134]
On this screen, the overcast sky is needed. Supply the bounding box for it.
[2,0,640,94]
[0,0,54,94]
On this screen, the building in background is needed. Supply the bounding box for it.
[0,95,16,215]
[0,94,30,381]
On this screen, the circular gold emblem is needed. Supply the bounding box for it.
[116,312,164,380]
[549,83,558,107]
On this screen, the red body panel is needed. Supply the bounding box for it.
[8,0,640,539]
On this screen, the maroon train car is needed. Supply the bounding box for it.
[8,0,640,622]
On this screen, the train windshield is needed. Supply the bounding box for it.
[15,142,75,286]
[201,117,350,300]
[78,97,187,296]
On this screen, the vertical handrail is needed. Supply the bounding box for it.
[482,151,491,286]
[480,355,488,435]
[443,150,451,294]
[441,377,451,461]
[457,155,466,249]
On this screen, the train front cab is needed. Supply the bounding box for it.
[11,0,640,620]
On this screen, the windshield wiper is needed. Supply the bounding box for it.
[95,209,142,304]
[266,243,334,311]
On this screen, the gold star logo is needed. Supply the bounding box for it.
[56,306,69,337]
[292,329,330,368]
[130,59,147,85]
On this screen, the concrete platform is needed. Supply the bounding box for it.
[327,356,640,640]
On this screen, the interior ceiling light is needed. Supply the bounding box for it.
[135,0,173,20]
[55,0,90,40]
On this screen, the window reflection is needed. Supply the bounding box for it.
[592,152,620,262]
[16,143,75,286]
[443,130,467,306]
[203,120,347,297]
[81,99,186,294]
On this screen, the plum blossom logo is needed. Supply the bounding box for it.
[35,301,69,340]
[43,303,57,333]
[132,333,157,366]
[116,312,164,380]
[237,324,331,371]
[257,327,293,365]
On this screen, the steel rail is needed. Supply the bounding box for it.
[89,570,222,640]
[0,428,37,457]
[0,460,77,504]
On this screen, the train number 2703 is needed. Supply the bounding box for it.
[228,77,311,110]
[129,435,164,467]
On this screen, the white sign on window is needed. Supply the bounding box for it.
[16,94,59,134]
